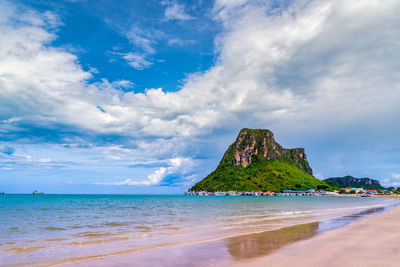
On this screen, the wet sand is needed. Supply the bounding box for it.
[238,205,400,267]
[60,223,321,267]
[59,206,395,267]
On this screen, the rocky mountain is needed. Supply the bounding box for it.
[190,128,329,192]
[324,176,385,190]
[227,128,313,175]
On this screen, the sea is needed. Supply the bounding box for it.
[0,194,398,266]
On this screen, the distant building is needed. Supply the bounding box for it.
[353,188,364,193]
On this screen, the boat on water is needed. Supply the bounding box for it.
[361,194,370,197]
[0,192,4,195]
[32,190,44,195]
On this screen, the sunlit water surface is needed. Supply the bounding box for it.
[0,194,397,266]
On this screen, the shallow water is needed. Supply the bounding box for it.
[0,194,397,266]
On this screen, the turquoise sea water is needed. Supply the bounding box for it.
[0,194,398,266]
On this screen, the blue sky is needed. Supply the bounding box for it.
[0,0,400,193]
[25,0,218,92]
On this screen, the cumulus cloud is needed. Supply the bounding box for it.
[97,157,195,186]
[1,0,400,185]
[5,0,399,139]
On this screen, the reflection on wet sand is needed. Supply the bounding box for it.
[225,222,319,261]
[317,207,386,232]
[50,207,394,267]
[225,207,388,262]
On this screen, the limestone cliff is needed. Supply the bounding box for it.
[222,128,313,175]
[190,128,327,192]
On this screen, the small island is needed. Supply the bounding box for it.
[188,128,395,197]
[189,128,331,193]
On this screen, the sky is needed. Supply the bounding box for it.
[0,0,399,194]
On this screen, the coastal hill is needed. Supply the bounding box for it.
[324,176,385,190]
[190,128,329,192]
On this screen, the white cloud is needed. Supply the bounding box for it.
[110,26,163,70]
[6,0,398,139]
[380,174,400,187]
[97,157,194,186]
[167,38,195,46]
[106,171,167,186]
[125,26,160,55]
[383,181,400,188]
[120,52,153,70]
[164,2,194,21]
[392,174,400,180]
[1,0,400,185]
[0,148,64,171]
[110,79,135,89]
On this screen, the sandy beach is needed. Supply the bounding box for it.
[55,201,400,267]
[4,195,398,267]
[238,205,400,267]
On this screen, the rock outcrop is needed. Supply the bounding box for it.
[222,128,313,175]
[189,128,326,192]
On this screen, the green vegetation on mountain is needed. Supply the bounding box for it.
[324,176,385,190]
[190,128,330,192]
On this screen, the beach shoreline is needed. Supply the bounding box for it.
[2,195,399,267]
[56,197,400,267]
[237,201,400,267]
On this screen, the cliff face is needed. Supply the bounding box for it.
[222,128,313,175]
[190,128,326,192]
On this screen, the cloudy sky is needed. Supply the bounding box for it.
[0,0,399,193]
